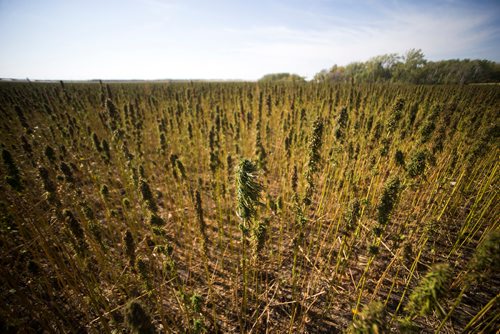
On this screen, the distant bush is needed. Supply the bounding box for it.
[258,73,306,83]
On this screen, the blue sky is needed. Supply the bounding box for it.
[1,0,499,80]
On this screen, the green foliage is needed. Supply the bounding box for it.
[190,293,202,313]
[376,176,401,226]
[236,159,262,222]
[406,150,427,178]
[347,301,386,333]
[396,317,420,333]
[387,98,405,132]
[406,263,452,317]
[420,121,435,143]
[342,198,361,235]
[307,117,324,176]
[251,218,269,259]
[315,49,500,84]
[468,229,500,282]
[105,98,121,131]
[335,107,348,140]
[466,124,499,166]
[194,190,208,246]
[192,318,205,333]
[395,150,405,167]
[304,117,324,206]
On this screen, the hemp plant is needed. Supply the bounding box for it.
[303,117,324,206]
[405,263,452,317]
[235,158,262,328]
[2,149,23,192]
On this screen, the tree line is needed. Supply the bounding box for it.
[313,49,500,84]
[259,49,500,84]
[258,72,306,83]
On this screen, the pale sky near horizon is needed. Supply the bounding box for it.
[1,0,499,80]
